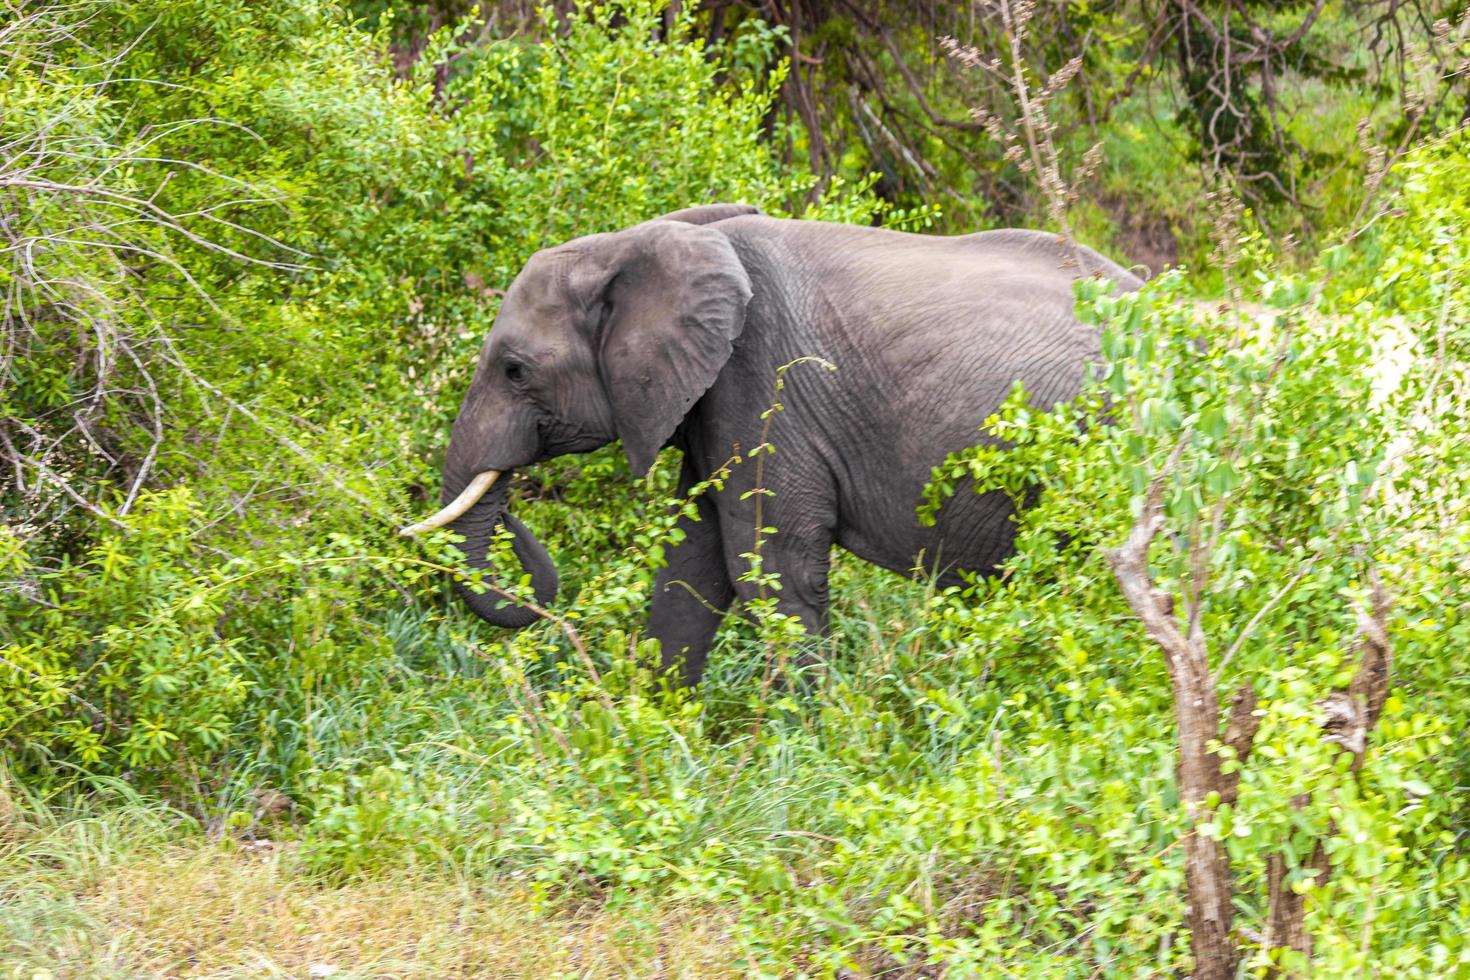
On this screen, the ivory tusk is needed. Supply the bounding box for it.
[399,470,501,536]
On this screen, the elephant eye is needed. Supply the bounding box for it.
[504,361,525,384]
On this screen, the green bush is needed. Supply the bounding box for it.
[2,2,1466,975]
[0,0,885,782]
[287,141,1467,974]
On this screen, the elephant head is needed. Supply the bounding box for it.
[400,206,756,627]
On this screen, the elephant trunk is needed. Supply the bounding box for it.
[441,472,559,629]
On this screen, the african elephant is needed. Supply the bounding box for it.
[402,204,1142,685]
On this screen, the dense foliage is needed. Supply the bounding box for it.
[351,0,1470,265]
[3,1,1468,975]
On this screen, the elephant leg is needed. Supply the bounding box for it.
[731,535,831,631]
[721,488,836,670]
[647,470,734,687]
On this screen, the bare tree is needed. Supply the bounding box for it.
[1,2,303,544]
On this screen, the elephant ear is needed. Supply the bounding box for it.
[595,220,752,476]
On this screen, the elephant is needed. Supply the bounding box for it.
[402,203,1142,686]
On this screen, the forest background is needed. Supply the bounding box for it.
[2,0,1469,975]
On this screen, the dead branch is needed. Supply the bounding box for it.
[1105,430,1241,980]
[1263,573,1392,975]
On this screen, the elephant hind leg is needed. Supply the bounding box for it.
[727,534,832,635]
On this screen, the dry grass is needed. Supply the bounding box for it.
[1,806,742,979]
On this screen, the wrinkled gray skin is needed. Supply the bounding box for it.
[439,204,1142,684]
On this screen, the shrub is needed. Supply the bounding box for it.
[1,0,888,784]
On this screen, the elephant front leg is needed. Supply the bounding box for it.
[721,502,835,677]
[647,485,734,687]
